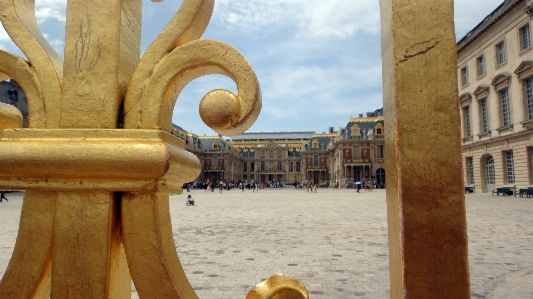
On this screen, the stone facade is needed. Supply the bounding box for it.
[458,0,533,193]
[172,109,385,187]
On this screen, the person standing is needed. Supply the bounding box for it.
[0,191,8,202]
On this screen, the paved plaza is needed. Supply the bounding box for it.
[0,189,532,298]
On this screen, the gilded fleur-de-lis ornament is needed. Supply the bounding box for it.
[0,0,308,298]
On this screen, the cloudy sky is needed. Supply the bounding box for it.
[0,0,504,136]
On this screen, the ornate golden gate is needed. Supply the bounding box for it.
[0,0,469,298]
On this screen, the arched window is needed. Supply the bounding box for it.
[212,141,219,150]
[312,139,319,148]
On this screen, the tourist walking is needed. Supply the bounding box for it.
[0,191,8,202]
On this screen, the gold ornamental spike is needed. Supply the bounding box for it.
[0,0,63,128]
[0,0,274,299]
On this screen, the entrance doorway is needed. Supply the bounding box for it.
[353,166,361,182]
[376,168,385,187]
[486,156,495,192]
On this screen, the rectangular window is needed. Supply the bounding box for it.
[463,106,471,137]
[269,151,273,158]
[521,24,531,51]
[243,162,247,171]
[296,162,300,172]
[526,77,533,120]
[277,150,282,158]
[261,151,265,158]
[496,41,506,66]
[506,151,515,184]
[461,67,468,86]
[250,162,254,171]
[500,88,511,127]
[477,55,485,77]
[289,162,293,172]
[531,148,533,182]
[468,157,475,184]
[354,146,361,158]
[480,99,489,133]
[378,145,384,158]
[313,155,318,166]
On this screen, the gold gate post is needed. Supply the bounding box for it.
[380,1,471,298]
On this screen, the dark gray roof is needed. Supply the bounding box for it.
[229,131,315,141]
[198,137,228,150]
[345,120,384,133]
[307,136,334,150]
[171,123,186,132]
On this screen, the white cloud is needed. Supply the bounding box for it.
[213,1,290,33]
[296,1,380,39]
[454,0,504,40]
[35,0,67,23]
[213,0,378,39]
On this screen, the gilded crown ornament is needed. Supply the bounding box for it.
[0,0,308,298]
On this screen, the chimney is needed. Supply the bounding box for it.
[329,127,334,133]
[359,114,363,118]
[367,112,373,117]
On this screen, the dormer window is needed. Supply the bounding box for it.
[312,139,319,148]
[374,123,384,135]
[350,125,361,136]
[212,141,219,150]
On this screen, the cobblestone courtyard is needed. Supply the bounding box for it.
[1,189,532,298]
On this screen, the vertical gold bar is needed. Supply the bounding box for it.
[51,192,130,299]
[380,1,471,298]
[0,191,55,299]
[122,193,199,299]
[60,0,141,128]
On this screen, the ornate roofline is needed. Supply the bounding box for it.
[349,115,384,123]
[457,0,523,53]
[313,133,337,137]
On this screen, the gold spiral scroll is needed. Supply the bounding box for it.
[125,0,215,126]
[0,50,46,128]
[124,39,262,136]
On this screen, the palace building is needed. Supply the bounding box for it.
[171,109,385,187]
[457,0,533,193]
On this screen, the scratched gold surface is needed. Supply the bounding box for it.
[380,1,470,298]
